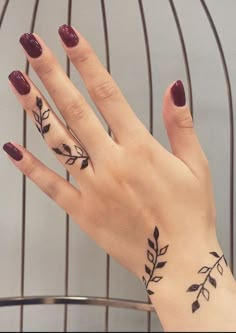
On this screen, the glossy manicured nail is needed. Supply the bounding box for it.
[20,33,42,58]
[171,80,186,107]
[58,24,79,47]
[8,71,30,95]
[3,142,23,161]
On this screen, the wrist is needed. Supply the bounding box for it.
[146,239,236,331]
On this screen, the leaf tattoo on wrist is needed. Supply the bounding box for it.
[187,251,227,313]
[52,144,89,169]
[33,97,50,138]
[142,226,169,296]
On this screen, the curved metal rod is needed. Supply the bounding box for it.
[138,4,154,330]
[200,0,234,274]
[0,296,155,312]
[21,2,40,331]
[138,0,153,136]
[169,0,193,118]
[100,1,111,331]
[64,1,73,331]
[0,0,9,29]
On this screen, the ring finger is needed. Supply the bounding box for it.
[8,70,94,182]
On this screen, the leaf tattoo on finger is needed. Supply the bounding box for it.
[33,97,51,138]
[142,226,169,295]
[52,144,89,169]
[187,251,227,313]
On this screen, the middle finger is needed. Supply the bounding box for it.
[19,33,113,161]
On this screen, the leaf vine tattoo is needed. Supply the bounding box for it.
[33,97,50,138]
[52,144,89,169]
[187,251,227,313]
[142,226,169,296]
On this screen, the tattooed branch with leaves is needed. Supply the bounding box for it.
[187,251,227,313]
[142,226,168,295]
[33,97,50,138]
[52,144,89,169]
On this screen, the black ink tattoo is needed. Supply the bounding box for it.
[32,97,89,169]
[52,144,89,169]
[33,97,50,138]
[187,251,227,313]
[142,226,169,295]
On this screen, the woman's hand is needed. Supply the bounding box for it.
[4,26,236,331]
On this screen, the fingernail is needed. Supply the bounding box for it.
[58,24,79,47]
[171,80,186,107]
[8,70,30,95]
[3,142,23,161]
[20,33,42,58]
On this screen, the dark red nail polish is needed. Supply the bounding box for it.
[20,33,42,58]
[171,80,186,107]
[8,70,30,95]
[3,142,23,161]
[58,24,79,47]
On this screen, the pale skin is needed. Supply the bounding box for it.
[3,26,236,331]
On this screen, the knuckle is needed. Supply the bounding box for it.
[173,108,193,129]
[22,158,38,178]
[45,182,60,200]
[33,56,56,77]
[24,99,36,113]
[92,80,118,101]
[132,137,156,163]
[106,159,128,187]
[111,166,125,185]
[65,98,88,123]
[70,44,91,64]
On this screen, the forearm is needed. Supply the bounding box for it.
[149,240,236,331]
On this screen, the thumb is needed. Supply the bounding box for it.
[163,80,208,177]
